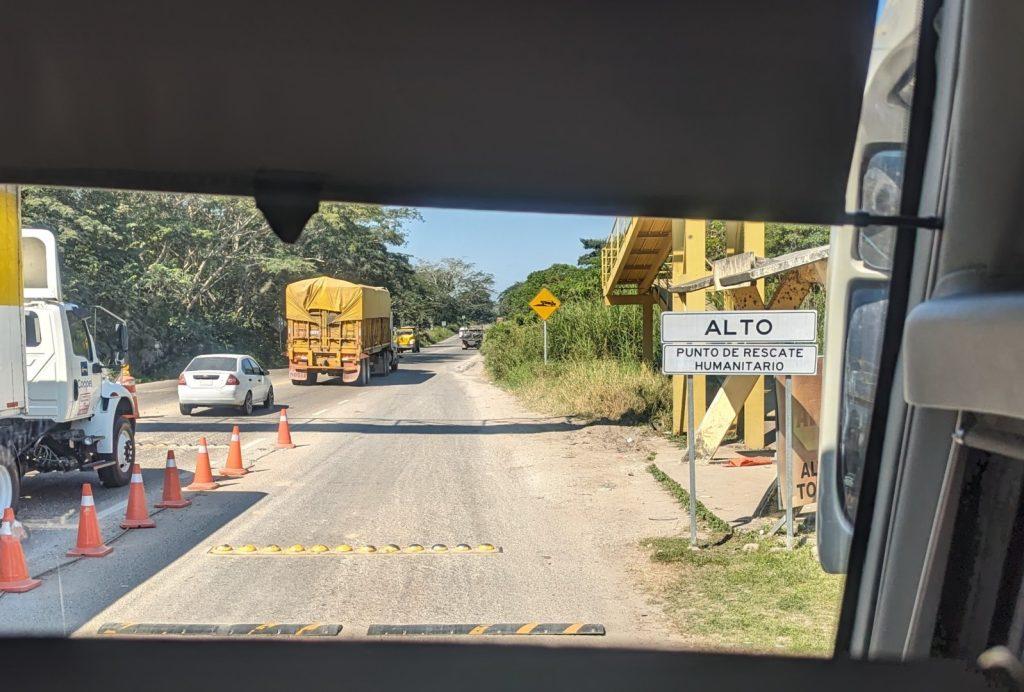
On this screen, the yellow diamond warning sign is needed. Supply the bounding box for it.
[529,288,561,320]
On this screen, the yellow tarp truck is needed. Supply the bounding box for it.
[285,276,397,386]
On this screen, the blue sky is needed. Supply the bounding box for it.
[401,208,613,293]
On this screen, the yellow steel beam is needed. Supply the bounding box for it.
[604,293,656,306]
[641,301,653,364]
[739,222,766,450]
[0,185,21,307]
[671,219,706,435]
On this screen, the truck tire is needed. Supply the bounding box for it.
[390,351,399,371]
[97,416,135,488]
[0,446,20,512]
[292,371,318,387]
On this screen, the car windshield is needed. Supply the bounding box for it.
[185,356,238,372]
[0,1,919,665]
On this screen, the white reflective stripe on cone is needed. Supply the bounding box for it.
[81,495,95,507]
[166,458,177,468]
[0,521,10,536]
[131,474,143,483]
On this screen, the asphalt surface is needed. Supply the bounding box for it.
[0,338,674,644]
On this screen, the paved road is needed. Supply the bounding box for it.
[0,338,681,645]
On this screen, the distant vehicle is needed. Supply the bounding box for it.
[461,327,483,349]
[285,277,397,385]
[177,354,273,416]
[395,327,420,353]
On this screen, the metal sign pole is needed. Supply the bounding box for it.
[543,320,548,364]
[785,374,794,550]
[687,374,698,546]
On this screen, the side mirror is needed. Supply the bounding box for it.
[115,322,129,352]
[857,148,904,272]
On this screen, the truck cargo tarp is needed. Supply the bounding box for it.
[286,277,391,322]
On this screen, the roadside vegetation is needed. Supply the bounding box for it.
[418,326,456,346]
[21,187,494,378]
[643,461,842,656]
[483,224,828,427]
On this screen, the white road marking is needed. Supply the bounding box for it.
[243,438,265,450]
[97,500,129,520]
[314,408,330,416]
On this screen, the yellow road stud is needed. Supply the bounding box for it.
[431,544,448,552]
[379,544,400,553]
[404,544,425,553]
[287,544,306,553]
[333,544,353,553]
[452,544,472,552]
[261,545,282,554]
[475,544,496,552]
[237,544,258,553]
[212,544,234,554]
[356,545,377,554]
[309,544,329,554]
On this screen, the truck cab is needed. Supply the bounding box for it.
[0,223,136,511]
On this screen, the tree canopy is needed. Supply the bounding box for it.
[21,187,494,378]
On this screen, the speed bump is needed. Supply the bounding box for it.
[208,543,502,555]
[98,622,342,637]
[366,623,605,636]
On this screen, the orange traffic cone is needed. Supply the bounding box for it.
[0,507,41,593]
[121,463,156,529]
[275,408,296,449]
[67,484,113,557]
[185,437,220,491]
[220,425,247,477]
[155,450,192,509]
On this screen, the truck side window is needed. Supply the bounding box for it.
[25,311,42,347]
[67,311,94,360]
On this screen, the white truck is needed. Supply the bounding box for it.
[1,185,136,511]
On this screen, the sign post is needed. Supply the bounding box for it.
[528,288,561,365]
[661,309,818,548]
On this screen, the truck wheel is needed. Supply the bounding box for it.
[0,446,20,512]
[390,352,399,371]
[179,403,194,416]
[97,417,134,488]
[241,391,254,415]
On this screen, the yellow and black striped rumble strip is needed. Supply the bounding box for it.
[97,623,342,637]
[207,543,501,555]
[366,623,605,636]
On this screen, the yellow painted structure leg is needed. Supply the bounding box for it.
[671,219,707,435]
[641,300,653,364]
[741,221,766,450]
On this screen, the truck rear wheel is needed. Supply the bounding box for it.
[0,446,20,512]
[97,416,134,488]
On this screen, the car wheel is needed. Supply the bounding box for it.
[179,403,194,416]
[241,391,254,415]
[264,386,275,408]
[97,417,135,488]
[0,446,20,512]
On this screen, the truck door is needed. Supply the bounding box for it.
[65,308,103,419]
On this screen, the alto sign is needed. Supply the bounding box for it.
[660,309,818,376]
[660,309,817,344]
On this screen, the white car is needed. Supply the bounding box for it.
[177,354,274,416]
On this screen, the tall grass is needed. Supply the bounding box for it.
[483,301,671,427]
[419,326,455,346]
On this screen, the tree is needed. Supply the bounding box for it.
[399,258,496,327]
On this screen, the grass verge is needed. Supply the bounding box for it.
[646,463,733,540]
[640,535,843,656]
[419,326,454,346]
[485,358,671,427]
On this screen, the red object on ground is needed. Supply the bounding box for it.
[275,408,296,449]
[185,437,220,491]
[0,507,41,592]
[121,463,156,529]
[68,483,113,557]
[724,456,774,468]
[155,450,192,509]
